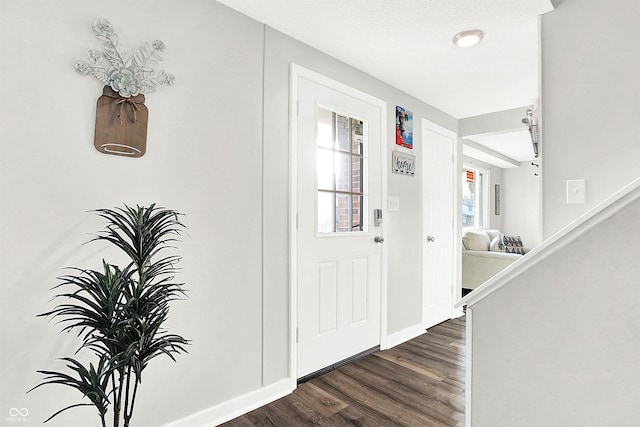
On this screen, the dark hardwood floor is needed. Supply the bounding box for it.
[221,316,465,426]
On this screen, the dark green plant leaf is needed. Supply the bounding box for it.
[34,204,190,424]
[29,356,112,421]
[42,403,95,424]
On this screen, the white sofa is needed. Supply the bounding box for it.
[462,229,526,289]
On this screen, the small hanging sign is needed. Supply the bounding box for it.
[392,151,416,176]
[466,170,475,183]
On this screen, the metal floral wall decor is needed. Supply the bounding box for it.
[75,19,175,157]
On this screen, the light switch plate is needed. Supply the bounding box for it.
[388,196,400,212]
[566,179,586,204]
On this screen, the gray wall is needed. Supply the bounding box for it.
[1,1,266,425]
[470,196,640,426]
[0,1,458,425]
[541,0,640,237]
[503,161,541,245]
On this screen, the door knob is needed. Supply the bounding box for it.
[374,236,384,243]
[427,236,435,242]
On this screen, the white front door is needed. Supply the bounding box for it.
[296,73,385,379]
[422,120,455,329]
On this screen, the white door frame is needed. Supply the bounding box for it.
[421,119,463,323]
[289,64,388,390]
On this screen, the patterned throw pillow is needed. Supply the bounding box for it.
[497,234,525,255]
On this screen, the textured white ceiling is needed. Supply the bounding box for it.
[217,0,554,119]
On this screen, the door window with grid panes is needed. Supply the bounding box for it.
[317,108,367,234]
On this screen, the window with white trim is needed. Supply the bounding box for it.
[462,166,489,229]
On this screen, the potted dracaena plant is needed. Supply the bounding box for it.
[29,204,189,427]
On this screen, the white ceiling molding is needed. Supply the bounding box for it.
[469,130,536,162]
[459,105,532,137]
[463,139,520,168]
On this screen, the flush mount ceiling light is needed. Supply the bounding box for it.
[453,29,484,47]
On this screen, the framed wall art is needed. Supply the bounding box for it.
[395,106,413,149]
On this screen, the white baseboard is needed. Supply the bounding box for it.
[384,323,427,349]
[161,378,292,427]
[453,307,465,318]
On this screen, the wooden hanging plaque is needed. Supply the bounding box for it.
[94,86,148,157]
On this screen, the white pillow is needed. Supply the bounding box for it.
[490,236,502,252]
[486,229,501,241]
[462,230,491,251]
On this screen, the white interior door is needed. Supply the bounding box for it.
[422,120,455,329]
[296,76,384,379]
